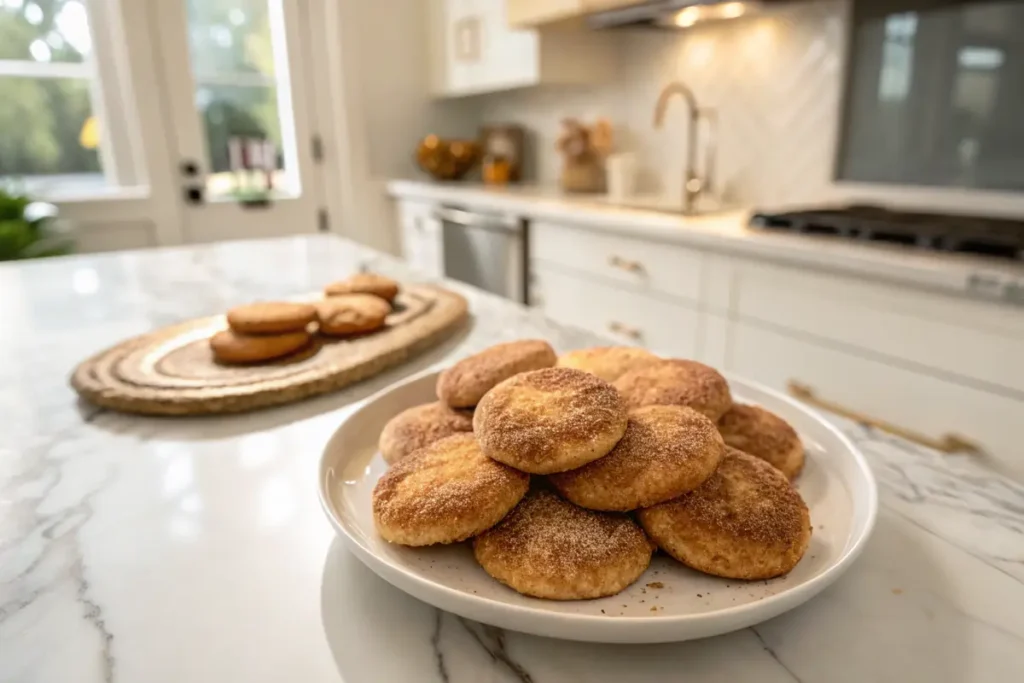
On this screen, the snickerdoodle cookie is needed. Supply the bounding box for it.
[209,329,310,364]
[436,339,556,409]
[226,301,316,335]
[556,346,659,383]
[316,293,391,336]
[372,433,528,546]
[378,401,474,465]
[637,448,811,580]
[718,404,805,479]
[474,367,628,474]
[614,359,732,421]
[473,490,653,600]
[324,273,400,302]
[549,405,724,511]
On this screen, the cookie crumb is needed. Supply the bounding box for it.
[647,582,664,589]
[650,606,657,612]
[696,593,702,598]
[600,609,605,614]
[891,588,903,595]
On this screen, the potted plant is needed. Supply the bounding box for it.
[0,184,73,261]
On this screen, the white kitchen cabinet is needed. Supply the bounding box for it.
[717,256,1024,396]
[531,263,702,357]
[725,319,1024,480]
[532,220,705,303]
[429,0,616,98]
[396,199,445,279]
[507,0,645,27]
[388,186,1024,476]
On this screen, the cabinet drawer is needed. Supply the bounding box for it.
[726,320,1024,479]
[728,259,1024,396]
[532,264,700,357]
[532,221,704,303]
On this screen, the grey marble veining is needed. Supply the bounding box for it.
[1,235,1022,683]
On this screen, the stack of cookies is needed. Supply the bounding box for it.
[209,273,399,365]
[372,340,811,601]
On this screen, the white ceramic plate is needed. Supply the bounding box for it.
[318,369,878,643]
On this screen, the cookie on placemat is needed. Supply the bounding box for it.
[474,367,628,475]
[379,401,474,465]
[549,405,724,511]
[372,433,529,546]
[718,404,805,479]
[614,359,732,421]
[556,346,659,383]
[317,294,391,336]
[324,273,400,303]
[637,448,811,580]
[436,339,557,409]
[473,490,653,600]
[210,329,311,364]
[226,302,317,335]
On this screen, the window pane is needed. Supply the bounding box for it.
[840,1,1024,191]
[0,0,91,63]
[0,76,101,178]
[197,83,288,199]
[186,0,273,79]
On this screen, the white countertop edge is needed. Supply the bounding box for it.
[386,179,1024,303]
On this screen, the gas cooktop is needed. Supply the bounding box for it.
[750,206,1024,262]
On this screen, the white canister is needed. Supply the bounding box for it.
[605,152,637,202]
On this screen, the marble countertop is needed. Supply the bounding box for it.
[387,179,1024,304]
[2,235,1022,683]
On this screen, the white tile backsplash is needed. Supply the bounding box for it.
[478,0,849,209]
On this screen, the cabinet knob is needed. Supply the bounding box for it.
[608,255,645,274]
[608,321,642,340]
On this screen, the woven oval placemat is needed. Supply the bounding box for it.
[71,284,469,416]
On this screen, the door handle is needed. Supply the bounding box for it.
[433,207,520,233]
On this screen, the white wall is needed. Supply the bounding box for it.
[329,0,481,254]
[476,1,848,210]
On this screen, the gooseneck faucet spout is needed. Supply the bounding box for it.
[653,81,708,214]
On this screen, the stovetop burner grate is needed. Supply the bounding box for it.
[750,206,1024,261]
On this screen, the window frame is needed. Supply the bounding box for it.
[0,0,144,192]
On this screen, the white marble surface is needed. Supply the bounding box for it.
[387,178,1024,303]
[1,235,1022,683]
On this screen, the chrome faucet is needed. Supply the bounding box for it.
[653,81,715,214]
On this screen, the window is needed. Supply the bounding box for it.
[0,0,102,185]
[185,0,295,199]
[839,1,1024,191]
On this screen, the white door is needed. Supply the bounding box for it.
[147,0,326,244]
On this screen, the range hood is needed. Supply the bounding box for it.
[586,0,993,28]
[587,0,762,29]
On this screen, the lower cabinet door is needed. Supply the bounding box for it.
[726,320,1024,479]
[532,263,701,358]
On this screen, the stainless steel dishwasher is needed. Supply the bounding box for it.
[434,205,529,304]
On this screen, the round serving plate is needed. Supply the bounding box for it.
[318,368,877,644]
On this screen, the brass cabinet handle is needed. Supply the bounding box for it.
[786,381,982,455]
[608,321,642,340]
[608,255,645,274]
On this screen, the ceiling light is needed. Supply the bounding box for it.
[674,7,701,27]
[721,3,746,19]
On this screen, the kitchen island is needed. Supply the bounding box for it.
[1,235,1021,683]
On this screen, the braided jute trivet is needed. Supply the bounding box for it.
[71,284,468,416]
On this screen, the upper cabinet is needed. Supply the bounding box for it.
[430,0,617,98]
[507,0,644,28]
